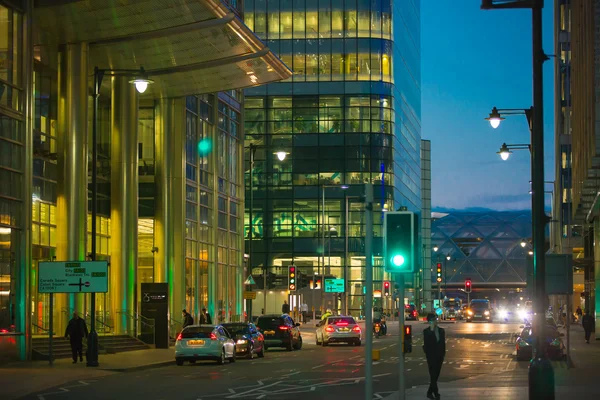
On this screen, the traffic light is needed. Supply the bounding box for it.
[383,212,416,273]
[383,281,390,296]
[436,263,442,283]
[465,278,472,293]
[403,325,412,353]
[288,266,296,291]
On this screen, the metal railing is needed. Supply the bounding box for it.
[170,317,183,338]
[116,310,156,345]
[59,307,114,335]
[32,322,55,336]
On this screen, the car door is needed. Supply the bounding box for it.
[287,316,299,344]
[250,324,263,351]
[219,327,234,357]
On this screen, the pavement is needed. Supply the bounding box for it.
[4,320,599,400]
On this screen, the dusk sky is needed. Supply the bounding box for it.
[422,2,555,211]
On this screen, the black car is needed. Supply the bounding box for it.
[515,324,565,361]
[256,314,303,351]
[222,322,265,359]
[405,304,418,321]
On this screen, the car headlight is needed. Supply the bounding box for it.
[236,339,247,344]
[484,311,490,316]
[467,310,473,315]
[499,310,508,319]
[518,310,527,319]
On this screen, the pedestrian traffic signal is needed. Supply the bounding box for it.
[436,263,442,283]
[383,281,390,296]
[403,325,412,353]
[465,278,472,293]
[288,266,296,291]
[384,212,416,273]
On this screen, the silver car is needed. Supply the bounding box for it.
[175,325,236,365]
[316,316,362,346]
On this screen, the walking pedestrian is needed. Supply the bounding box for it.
[65,311,88,364]
[582,310,594,344]
[182,309,194,329]
[282,300,290,314]
[576,306,583,322]
[199,308,212,325]
[423,313,445,400]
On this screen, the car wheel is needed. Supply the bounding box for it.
[257,346,265,358]
[229,351,236,363]
[217,349,225,365]
[322,339,328,346]
[176,358,184,366]
[316,335,321,345]
[247,345,254,359]
[294,336,303,350]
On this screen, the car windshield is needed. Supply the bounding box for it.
[257,317,284,330]
[181,326,214,339]
[471,303,489,310]
[223,324,251,335]
[328,317,356,325]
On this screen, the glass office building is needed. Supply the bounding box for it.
[243,1,421,316]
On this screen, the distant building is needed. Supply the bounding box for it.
[430,211,533,289]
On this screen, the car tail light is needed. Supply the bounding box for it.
[278,326,289,330]
[412,311,417,316]
[176,333,182,341]
[336,322,349,326]
[325,326,335,333]
[352,326,361,333]
[210,333,217,340]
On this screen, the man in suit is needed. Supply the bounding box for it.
[423,313,445,399]
[65,311,88,364]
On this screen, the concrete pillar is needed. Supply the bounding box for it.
[56,42,88,330]
[154,98,186,326]
[110,76,138,335]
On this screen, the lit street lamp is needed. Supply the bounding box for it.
[520,239,527,248]
[496,143,530,161]
[485,106,505,129]
[481,0,553,398]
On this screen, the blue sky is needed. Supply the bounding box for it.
[421,2,555,211]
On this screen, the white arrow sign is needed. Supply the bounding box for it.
[244,275,256,285]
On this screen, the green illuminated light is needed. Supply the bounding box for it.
[391,255,405,267]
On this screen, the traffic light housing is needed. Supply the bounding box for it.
[384,212,416,273]
[403,325,412,353]
[465,278,472,293]
[288,266,296,291]
[383,281,390,296]
[436,263,442,283]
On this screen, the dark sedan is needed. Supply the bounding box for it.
[222,322,265,359]
[515,325,565,361]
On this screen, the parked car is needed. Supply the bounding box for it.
[222,322,265,359]
[256,314,303,351]
[175,325,236,365]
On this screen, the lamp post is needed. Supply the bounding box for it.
[89,66,153,367]
[481,1,553,397]
[497,143,531,160]
[445,254,451,298]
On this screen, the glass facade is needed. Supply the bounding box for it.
[244,0,421,316]
[430,211,533,286]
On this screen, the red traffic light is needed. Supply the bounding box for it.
[466,281,471,286]
[290,266,295,272]
[384,281,390,288]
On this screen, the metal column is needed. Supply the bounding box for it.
[56,42,89,330]
[364,183,374,400]
[110,76,138,335]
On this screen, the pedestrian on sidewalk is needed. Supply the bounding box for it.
[423,313,445,400]
[576,306,583,322]
[200,308,212,325]
[282,300,290,314]
[182,309,194,329]
[65,311,88,364]
[582,310,595,344]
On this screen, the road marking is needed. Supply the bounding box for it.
[282,371,301,377]
[406,369,412,372]
[419,362,423,366]
[38,380,94,400]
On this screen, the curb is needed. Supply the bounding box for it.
[98,360,175,373]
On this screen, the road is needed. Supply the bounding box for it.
[21,321,531,400]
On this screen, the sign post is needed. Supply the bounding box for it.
[38,261,108,366]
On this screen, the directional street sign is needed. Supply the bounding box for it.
[38,261,108,293]
[244,275,256,285]
[324,278,344,293]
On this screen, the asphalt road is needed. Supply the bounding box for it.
[22,321,524,400]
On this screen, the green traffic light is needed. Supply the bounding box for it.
[391,254,405,267]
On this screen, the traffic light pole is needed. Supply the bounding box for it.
[364,183,374,400]
[397,272,406,400]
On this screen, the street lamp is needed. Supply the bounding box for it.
[481,1,553,397]
[89,66,153,367]
[433,245,439,252]
[520,239,527,248]
[485,106,505,129]
[247,144,288,318]
[497,143,531,161]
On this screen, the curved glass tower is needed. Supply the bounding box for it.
[244,0,421,317]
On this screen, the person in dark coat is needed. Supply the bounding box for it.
[199,308,212,325]
[282,301,290,314]
[182,309,194,329]
[65,311,88,364]
[582,310,595,344]
[423,313,445,400]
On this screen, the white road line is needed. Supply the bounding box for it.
[225,380,283,398]
[419,362,423,366]
[283,371,301,377]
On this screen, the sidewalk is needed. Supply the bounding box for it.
[384,323,600,400]
[1,348,175,400]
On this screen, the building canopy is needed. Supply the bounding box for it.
[33,0,291,97]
